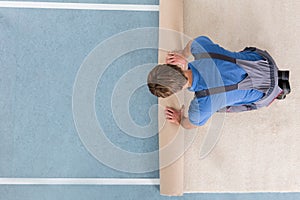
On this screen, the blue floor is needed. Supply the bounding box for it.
[0,0,299,199]
[0,7,159,178]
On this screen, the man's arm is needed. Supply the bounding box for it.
[181,40,193,58]
[169,39,193,58]
[165,106,198,129]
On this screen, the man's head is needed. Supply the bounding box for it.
[147,64,188,98]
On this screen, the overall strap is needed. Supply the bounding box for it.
[193,52,236,64]
[194,52,238,98]
[195,84,238,98]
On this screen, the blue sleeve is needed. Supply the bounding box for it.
[191,36,263,61]
[188,98,211,126]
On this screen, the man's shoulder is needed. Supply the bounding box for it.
[193,36,214,45]
[191,36,217,55]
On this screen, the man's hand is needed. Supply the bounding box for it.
[165,105,198,129]
[165,52,187,70]
[165,106,184,125]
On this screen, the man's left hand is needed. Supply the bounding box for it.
[165,106,184,125]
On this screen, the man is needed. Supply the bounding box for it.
[147,36,287,129]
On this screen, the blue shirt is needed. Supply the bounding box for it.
[188,36,264,126]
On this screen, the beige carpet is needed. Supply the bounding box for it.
[183,0,300,193]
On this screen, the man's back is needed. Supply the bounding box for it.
[187,36,264,126]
